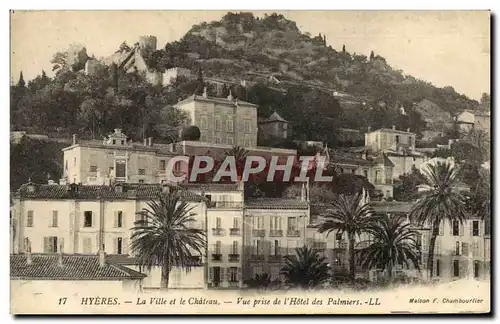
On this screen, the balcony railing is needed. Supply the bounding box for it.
[228,254,240,262]
[253,229,265,237]
[211,253,222,261]
[250,254,265,261]
[287,229,300,237]
[212,228,225,236]
[229,228,240,236]
[269,255,282,262]
[270,229,283,237]
[207,201,243,209]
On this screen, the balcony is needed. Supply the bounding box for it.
[270,229,283,237]
[212,228,225,236]
[228,254,240,262]
[269,255,282,262]
[211,254,222,261]
[229,228,241,236]
[207,201,243,209]
[250,254,265,261]
[253,229,265,237]
[287,229,300,237]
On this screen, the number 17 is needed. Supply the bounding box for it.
[58,297,67,305]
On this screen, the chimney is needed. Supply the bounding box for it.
[58,239,64,267]
[72,134,76,145]
[25,238,32,265]
[148,137,152,146]
[392,125,396,130]
[98,245,106,267]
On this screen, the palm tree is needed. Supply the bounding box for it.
[130,188,206,289]
[280,245,330,289]
[408,160,468,280]
[318,193,376,281]
[223,146,249,163]
[358,214,421,279]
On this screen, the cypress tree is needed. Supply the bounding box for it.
[17,71,25,87]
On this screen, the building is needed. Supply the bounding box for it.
[62,129,184,185]
[365,126,416,153]
[174,90,258,147]
[457,110,491,135]
[162,67,194,86]
[258,112,290,141]
[10,252,146,294]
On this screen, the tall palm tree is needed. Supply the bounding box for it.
[280,246,330,289]
[408,160,468,280]
[130,188,206,289]
[358,214,421,279]
[318,193,376,281]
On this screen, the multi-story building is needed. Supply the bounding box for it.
[258,112,290,141]
[457,110,491,136]
[174,90,258,147]
[62,129,184,185]
[11,182,207,289]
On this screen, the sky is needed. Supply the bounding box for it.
[10,10,490,100]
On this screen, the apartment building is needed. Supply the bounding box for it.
[62,129,185,185]
[11,182,206,289]
[174,90,258,147]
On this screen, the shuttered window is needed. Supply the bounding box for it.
[51,211,58,227]
[43,236,58,253]
[27,210,34,227]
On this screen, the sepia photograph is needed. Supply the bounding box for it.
[9,10,491,315]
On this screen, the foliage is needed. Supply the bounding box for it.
[318,193,376,281]
[243,273,281,290]
[393,166,425,201]
[181,125,201,141]
[280,246,330,289]
[408,160,468,279]
[130,189,206,289]
[358,214,421,278]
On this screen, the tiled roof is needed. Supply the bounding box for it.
[62,141,177,155]
[245,198,309,210]
[260,112,289,124]
[107,254,202,267]
[375,128,416,135]
[15,183,203,201]
[10,254,146,280]
[175,94,258,108]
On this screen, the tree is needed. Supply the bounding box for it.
[393,166,425,201]
[408,160,468,280]
[280,246,330,289]
[130,189,206,289]
[17,71,25,87]
[318,193,376,281]
[181,125,201,141]
[358,214,421,279]
[370,50,375,61]
[342,44,346,54]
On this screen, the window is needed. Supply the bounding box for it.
[215,137,221,144]
[335,232,343,241]
[273,240,280,256]
[436,259,441,277]
[121,140,125,145]
[334,251,343,266]
[227,119,234,132]
[201,135,207,142]
[229,267,238,282]
[89,165,97,172]
[215,217,222,229]
[65,160,68,171]
[73,157,76,167]
[215,241,221,254]
[138,179,144,183]
[116,211,123,228]
[254,240,262,255]
[340,168,344,174]
[455,241,460,255]
[215,118,221,131]
[395,135,400,144]
[453,260,460,277]
[351,169,356,174]
[112,139,116,145]
[233,217,239,229]
[232,241,238,254]
[227,136,234,145]
[270,216,281,230]
[201,116,208,129]
[26,210,34,227]
[84,211,93,227]
[287,217,297,231]
[44,236,58,253]
[363,170,368,178]
[452,220,459,236]
[174,161,182,172]
[116,237,123,254]
[474,261,479,278]
[472,221,479,236]
[485,220,491,236]
[409,137,413,146]
[244,135,251,147]
[244,120,251,133]
[253,216,263,229]
[159,160,166,171]
[51,211,58,227]
[115,162,126,178]
[138,168,146,175]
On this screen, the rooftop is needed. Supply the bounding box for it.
[15,183,204,201]
[174,94,258,108]
[259,112,289,124]
[369,128,416,136]
[373,153,395,167]
[246,198,309,210]
[10,253,146,280]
